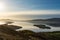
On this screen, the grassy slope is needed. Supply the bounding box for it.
[19,30,60,40]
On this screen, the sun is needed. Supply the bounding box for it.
[0,2,6,11]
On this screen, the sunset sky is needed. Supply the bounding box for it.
[0,0,60,20]
[0,0,60,14]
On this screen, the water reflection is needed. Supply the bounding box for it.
[12,21,60,32]
[0,21,60,32]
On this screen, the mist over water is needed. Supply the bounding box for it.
[8,14,60,32]
[0,14,60,32]
[22,14,60,19]
[6,14,60,21]
[11,21,60,32]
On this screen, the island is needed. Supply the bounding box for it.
[34,24,51,29]
[29,18,60,27]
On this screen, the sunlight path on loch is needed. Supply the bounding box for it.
[12,21,60,32]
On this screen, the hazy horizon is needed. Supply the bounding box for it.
[0,0,60,19]
[0,0,60,32]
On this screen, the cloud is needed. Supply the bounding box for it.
[0,10,60,17]
[10,10,60,15]
[0,10,60,20]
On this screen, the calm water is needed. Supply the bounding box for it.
[11,14,60,32]
[12,21,60,32]
[1,14,60,32]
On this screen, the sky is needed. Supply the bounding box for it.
[0,0,60,20]
[5,0,60,11]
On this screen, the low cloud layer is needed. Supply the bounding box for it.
[0,10,60,16]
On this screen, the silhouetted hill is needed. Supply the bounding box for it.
[46,18,60,22]
[31,18,60,22]
[29,18,60,27]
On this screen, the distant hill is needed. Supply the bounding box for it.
[31,18,60,22]
[29,18,60,27]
